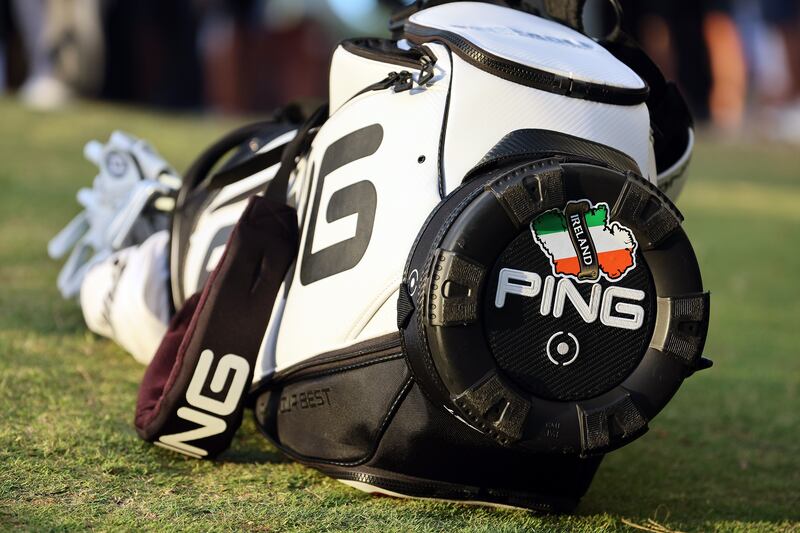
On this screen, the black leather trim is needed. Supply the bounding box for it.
[405,22,649,106]
[464,128,641,183]
[340,38,427,70]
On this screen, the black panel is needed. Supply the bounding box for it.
[467,129,641,183]
[271,358,409,463]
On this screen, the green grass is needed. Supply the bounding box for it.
[1,98,799,532]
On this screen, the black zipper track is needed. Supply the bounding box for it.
[341,38,426,70]
[269,332,402,384]
[404,22,649,106]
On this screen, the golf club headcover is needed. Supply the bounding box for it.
[81,230,171,365]
[135,195,299,458]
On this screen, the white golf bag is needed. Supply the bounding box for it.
[54,1,710,512]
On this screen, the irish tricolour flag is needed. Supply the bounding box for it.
[531,201,637,281]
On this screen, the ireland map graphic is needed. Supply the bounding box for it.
[531,201,637,282]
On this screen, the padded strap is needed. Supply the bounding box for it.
[137,106,327,459]
[136,195,299,458]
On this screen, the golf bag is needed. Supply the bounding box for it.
[57,1,712,512]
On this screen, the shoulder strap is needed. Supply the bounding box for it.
[136,105,329,460]
[136,194,300,458]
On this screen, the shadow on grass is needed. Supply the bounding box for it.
[219,445,291,465]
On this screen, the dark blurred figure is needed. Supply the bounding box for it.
[102,0,203,110]
[759,0,800,140]
[620,0,747,131]
[198,0,332,113]
[0,1,9,92]
[0,0,103,110]
[762,0,800,101]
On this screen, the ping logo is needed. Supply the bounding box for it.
[156,350,249,458]
[532,201,638,283]
[495,269,646,331]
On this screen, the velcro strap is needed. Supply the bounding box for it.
[135,195,299,458]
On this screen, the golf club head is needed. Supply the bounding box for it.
[48,211,89,260]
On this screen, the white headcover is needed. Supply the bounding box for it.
[48,131,178,298]
[81,231,171,365]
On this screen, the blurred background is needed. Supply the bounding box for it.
[0,0,799,142]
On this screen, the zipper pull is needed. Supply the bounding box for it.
[411,44,438,86]
[392,71,414,92]
[358,71,401,94]
[353,70,413,98]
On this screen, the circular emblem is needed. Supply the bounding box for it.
[105,151,129,178]
[401,158,710,454]
[408,269,420,297]
[546,331,580,366]
[483,199,657,402]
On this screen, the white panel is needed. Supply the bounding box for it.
[330,45,408,115]
[271,46,452,373]
[442,55,653,194]
[353,288,401,342]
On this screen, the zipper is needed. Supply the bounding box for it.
[347,43,439,103]
[342,39,438,82]
[271,333,402,385]
[404,22,649,106]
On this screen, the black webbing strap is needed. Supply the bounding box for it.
[170,119,285,308]
[199,105,312,192]
[179,104,306,198]
[264,104,329,203]
[203,144,286,192]
[181,120,281,197]
[169,105,316,308]
[199,104,330,199]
